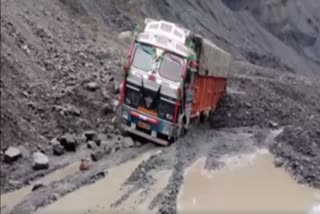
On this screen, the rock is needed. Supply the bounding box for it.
[49,138,60,146]
[9,180,22,187]
[274,157,284,168]
[113,81,120,94]
[80,159,90,171]
[113,100,120,109]
[4,147,22,163]
[104,146,113,155]
[96,134,108,146]
[86,82,99,91]
[134,141,143,148]
[53,144,64,156]
[123,137,134,148]
[103,103,113,115]
[91,151,103,162]
[37,144,46,154]
[33,152,49,170]
[65,105,81,116]
[111,116,117,124]
[59,133,77,151]
[84,130,97,142]
[32,182,45,191]
[269,120,279,128]
[87,141,97,150]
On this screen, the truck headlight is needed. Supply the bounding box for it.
[162,124,173,136]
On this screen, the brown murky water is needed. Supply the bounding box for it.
[0,162,80,214]
[178,151,320,214]
[36,150,169,214]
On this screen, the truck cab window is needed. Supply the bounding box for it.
[158,53,184,82]
[132,44,154,72]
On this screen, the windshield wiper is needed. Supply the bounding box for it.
[141,45,154,56]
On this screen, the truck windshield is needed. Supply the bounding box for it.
[158,53,184,82]
[132,44,154,72]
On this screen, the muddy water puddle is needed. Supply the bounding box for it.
[0,162,80,214]
[36,150,169,214]
[178,151,319,214]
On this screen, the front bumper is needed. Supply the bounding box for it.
[121,105,176,136]
[121,124,169,146]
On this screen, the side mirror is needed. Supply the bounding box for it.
[189,61,198,73]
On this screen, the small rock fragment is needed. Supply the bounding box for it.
[113,100,120,109]
[134,141,143,148]
[80,159,90,171]
[33,152,49,170]
[32,182,45,191]
[113,81,120,94]
[123,137,134,148]
[84,130,97,142]
[49,138,60,146]
[91,151,103,162]
[104,146,113,155]
[4,147,22,163]
[103,103,113,115]
[111,116,117,124]
[87,141,97,150]
[274,157,284,168]
[269,120,279,128]
[9,180,22,187]
[53,144,64,156]
[86,82,99,91]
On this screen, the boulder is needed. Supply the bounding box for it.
[4,147,22,163]
[53,144,64,156]
[33,152,49,170]
[59,133,77,151]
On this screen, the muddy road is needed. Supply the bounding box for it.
[1,0,320,213]
[2,127,320,214]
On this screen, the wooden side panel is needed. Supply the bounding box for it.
[192,76,227,115]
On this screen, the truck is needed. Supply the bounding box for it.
[120,18,232,145]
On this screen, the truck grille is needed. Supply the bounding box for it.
[125,83,176,122]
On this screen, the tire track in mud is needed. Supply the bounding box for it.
[109,125,277,214]
[8,125,276,214]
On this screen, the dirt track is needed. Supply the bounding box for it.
[1,0,320,213]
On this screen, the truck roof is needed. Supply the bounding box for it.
[136,19,192,57]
